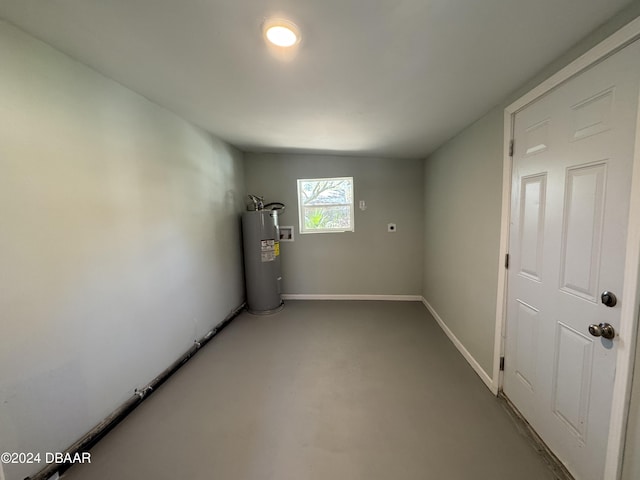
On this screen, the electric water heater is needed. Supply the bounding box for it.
[242,196,285,314]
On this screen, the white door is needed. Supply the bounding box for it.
[503,40,640,480]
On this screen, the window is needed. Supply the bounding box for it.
[297,177,354,234]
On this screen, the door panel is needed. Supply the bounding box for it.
[514,300,539,392]
[552,322,594,442]
[525,119,551,155]
[560,162,606,300]
[518,174,546,280]
[571,87,614,141]
[504,40,640,480]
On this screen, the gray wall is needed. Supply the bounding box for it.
[423,108,504,373]
[420,3,640,477]
[244,153,424,296]
[0,21,246,480]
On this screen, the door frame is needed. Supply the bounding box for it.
[493,16,640,480]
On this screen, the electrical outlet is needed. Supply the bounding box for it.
[387,223,397,232]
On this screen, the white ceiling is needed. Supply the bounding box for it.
[0,0,633,158]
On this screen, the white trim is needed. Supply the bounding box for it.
[497,18,640,480]
[422,297,498,394]
[492,110,514,394]
[282,294,423,301]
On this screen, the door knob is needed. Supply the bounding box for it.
[601,291,617,307]
[588,324,602,337]
[588,323,615,339]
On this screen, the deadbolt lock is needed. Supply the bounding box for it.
[601,291,617,308]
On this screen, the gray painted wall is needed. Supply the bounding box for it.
[0,22,246,480]
[423,108,503,373]
[421,3,640,477]
[244,153,424,296]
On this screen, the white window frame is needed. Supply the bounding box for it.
[297,176,355,234]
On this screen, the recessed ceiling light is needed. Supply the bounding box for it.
[263,18,301,48]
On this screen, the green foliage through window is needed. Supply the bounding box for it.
[297,177,354,233]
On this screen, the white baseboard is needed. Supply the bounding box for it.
[282,294,423,301]
[421,297,498,394]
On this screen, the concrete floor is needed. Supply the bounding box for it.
[62,301,559,480]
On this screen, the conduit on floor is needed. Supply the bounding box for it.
[26,303,246,480]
